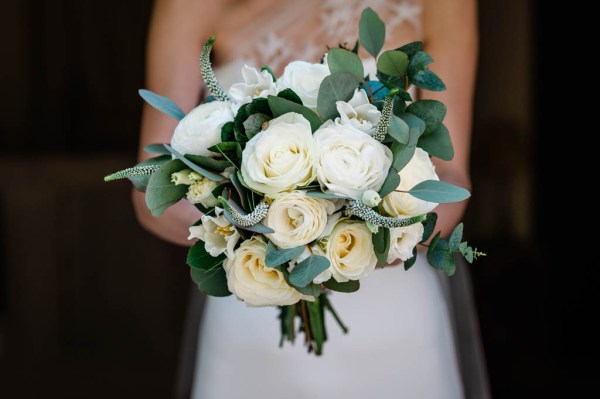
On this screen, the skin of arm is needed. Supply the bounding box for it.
[420,0,478,237]
[132,0,230,246]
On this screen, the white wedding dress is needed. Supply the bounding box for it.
[192,1,464,398]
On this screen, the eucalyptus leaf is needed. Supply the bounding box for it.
[408,180,471,203]
[247,97,272,115]
[289,255,330,288]
[459,241,469,255]
[407,51,433,75]
[143,143,171,155]
[317,72,360,121]
[128,155,171,192]
[373,227,391,266]
[208,141,240,154]
[221,121,236,142]
[417,123,454,161]
[229,171,250,211]
[377,50,409,78]
[398,113,426,135]
[294,282,322,297]
[396,41,424,58]
[187,241,225,272]
[359,7,385,58]
[404,248,418,270]
[388,115,409,144]
[267,96,322,132]
[306,191,348,200]
[391,126,422,172]
[243,113,271,139]
[328,48,364,79]
[190,266,231,297]
[265,241,305,268]
[138,89,185,120]
[426,233,456,276]
[411,70,446,91]
[420,213,438,243]
[378,167,400,198]
[323,279,360,293]
[164,144,225,182]
[465,247,474,263]
[145,159,188,216]
[406,100,447,134]
[277,88,303,105]
[185,154,230,172]
[449,223,464,250]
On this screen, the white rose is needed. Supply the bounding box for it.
[188,208,240,259]
[381,148,440,217]
[241,113,317,198]
[186,176,219,207]
[171,101,234,157]
[224,237,305,307]
[320,218,377,282]
[229,65,277,104]
[277,61,330,110]
[335,89,381,134]
[265,191,335,248]
[386,223,424,264]
[314,123,393,200]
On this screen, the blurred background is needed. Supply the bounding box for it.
[0,0,578,397]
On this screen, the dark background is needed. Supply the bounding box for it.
[0,0,580,397]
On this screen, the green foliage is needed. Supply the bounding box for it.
[406,100,446,135]
[145,159,188,216]
[289,255,331,288]
[306,298,326,355]
[190,266,231,297]
[221,121,236,142]
[327,48,365,79]
[408,180,471,203]
[373,227,391,266]
[306,191,347,200]
[277,88,303,105]
[378,167,401,197]
[261,65,276,81]
[317,73,360,121]
[396,41,423,58]
[138,89,185,120]
[377,50,409,78]
[187,241,226,272]
[391,123,423,172]
[404,248,418,270]
[323,279,360,293]
[426,232,456,276]
[407,52,446,91]
[128,155,171,192]
[185,154,230,173]
[243,113,271,139]
[417,124,454,161]
[265,241,305,269]
[420,212,438,243]
[143,143,171,155]
[164,144,225,182]
[267,96,322,132]
[359,7,385,58]
[449,223,464,250]
[388,115,409,144]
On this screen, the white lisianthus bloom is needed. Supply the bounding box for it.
[265,191,335,248]
[171,169,195,185]
[277,61,330,110]
[186,176,219,208]
[241,113,317,198]
[362,189,382,207]
[188,208,240,259]
[386,223,424,264]
[314,123,393,199]
[224,237,306,307]
[335,89,381,134]
[229,65,277,104]
[171,101,234,157]
[381,148,439,217]
[320,218,377,282]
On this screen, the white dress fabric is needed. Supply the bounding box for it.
[192,1,464,398]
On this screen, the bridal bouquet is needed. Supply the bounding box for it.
[106,8,483,355]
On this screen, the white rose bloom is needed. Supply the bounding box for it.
[335,89,381,134]
[229,65,277,104]
[186,176,219,208]
[321,218,377,282]
[171,101,234,157]
[381,148,440,217]
[241,113,317,198]
[265,191,335,248]
[386,223,424,264]
[314,123,393,199]
[224,237,306,307]
[188,208,240,259]
[277,61,330,110]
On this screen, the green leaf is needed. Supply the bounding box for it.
[465,247,474,263]
[247,97,272,116]
[289,255,330,288]
[187,241,225,272]
[317,72,360,121]
[261,65,276,81]
[208,141,240,154]
[306,191,348,200]
[404,247,418,270]
[408,51,433,75]
[139,89,185,120]
[164,144,225,182]
[145,159,188,216]
[128,155,171,192]
[306,298,325,355]
[398,113,426,135]
[328,48,364,78]
[408,180,471,203]
[411,70,446,91]
[277,88,303,105]
[359,7,385,58]
[190,266,231,297]
[294,282,322,297]
[373,227,391,266]
[396,41,423,58]
[406,100,447,135]
[323,279,360,293]
[420,213,438,243]
[265,241,305,268]
[377,50,409,78]
[221,121,236,142]
[243,113,271,139]
[229,172,250,211]
[417,123,454,161]
[391,125,422,172]
[267,96,322,132]
[388,115,409,144]
[185,154,230,173]
[378,167,400,198]
[459,241,469,255]
[143,143,171,155]
[449,223,464,250]
[426,234,456,276]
